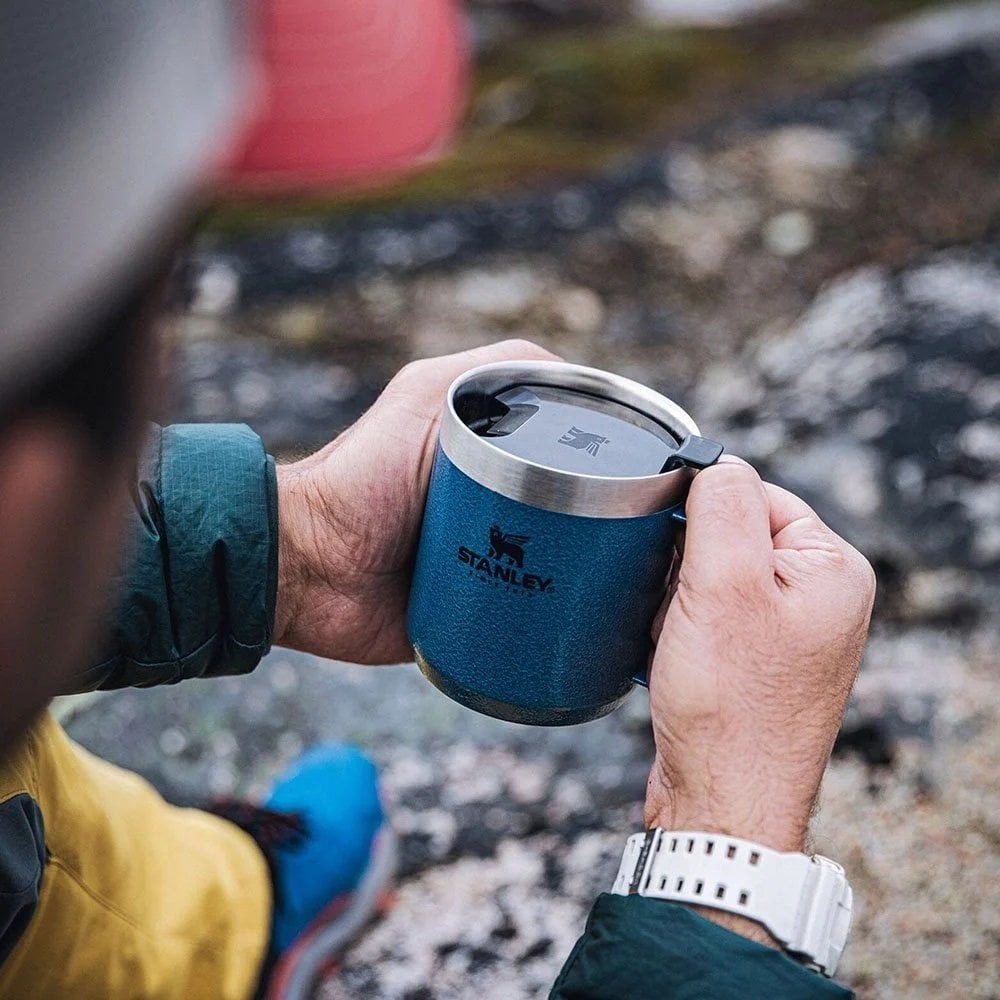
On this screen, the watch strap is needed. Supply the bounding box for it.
[611,829,852,976]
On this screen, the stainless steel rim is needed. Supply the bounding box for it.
[440,361,701,518]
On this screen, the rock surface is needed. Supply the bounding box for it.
[67,9,1000,1000]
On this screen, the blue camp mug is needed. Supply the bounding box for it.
[407,361,723,726]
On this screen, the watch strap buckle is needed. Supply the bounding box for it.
[790,855,853,976]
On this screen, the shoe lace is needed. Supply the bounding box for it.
[209,800,308,854]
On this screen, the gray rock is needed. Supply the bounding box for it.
[761,210,815,257]
[452,267,540,319]
[637,0,797,27]
[869,1,1000,67]
[189,261,241,317]
[761,127,856,203]
[957,420,1000,461]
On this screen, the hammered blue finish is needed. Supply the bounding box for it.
[407,447,684,725]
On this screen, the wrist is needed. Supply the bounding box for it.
[642,762,812,949]
[643,801,809,856]
[274,462,315,649]
[682,904,783,950]
[644,759,811,855]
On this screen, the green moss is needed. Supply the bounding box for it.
[476,28,750,134]
[203,132,629,239]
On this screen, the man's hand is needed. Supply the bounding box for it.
[644,459,874,936]
[274,340,558,664]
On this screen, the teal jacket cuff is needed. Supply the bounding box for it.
[76,424,279,691]
[551,894,855,1000]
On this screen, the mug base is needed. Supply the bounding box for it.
[414,649,629,727]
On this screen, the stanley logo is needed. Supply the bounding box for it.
[558,426,609,456]
[457,525,554,594]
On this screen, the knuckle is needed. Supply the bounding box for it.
[392,359,424,386]
[795,518,871,584]
[823,543,876,614]
[492,337,555,360]
[849,546,877,598]
[792,512,830,540]
[382,360,442,414]
[500,337,539,352]
[805,516,853,558]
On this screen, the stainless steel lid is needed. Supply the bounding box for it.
[440,361,721,518]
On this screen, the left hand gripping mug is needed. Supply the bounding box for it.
[407,361,723,725]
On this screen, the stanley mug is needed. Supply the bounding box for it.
[407,361,723,725]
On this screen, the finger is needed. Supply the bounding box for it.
[391,339,561,413]
[722,465,832,545]
[720,459,820,537]
[759,481,847,556]
[760,482,820,536]
[649,554,679,639]
[457,338,562,367]
[681,460,774,588]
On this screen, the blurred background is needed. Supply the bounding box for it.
[66,1,999,997]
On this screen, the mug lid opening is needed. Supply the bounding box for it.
[454,381,682,479]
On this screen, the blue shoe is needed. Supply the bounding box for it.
[213,744,395,999]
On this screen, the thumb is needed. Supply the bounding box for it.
[680,460,774,590]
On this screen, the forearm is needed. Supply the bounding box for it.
[272,460,320,650]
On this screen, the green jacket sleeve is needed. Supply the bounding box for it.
[73,424,279,691]
[551,894,854,999]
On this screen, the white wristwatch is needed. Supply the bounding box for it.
[611,829,852,977]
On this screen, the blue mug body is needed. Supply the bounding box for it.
[408,447,684,725]
[406,361,717,726]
